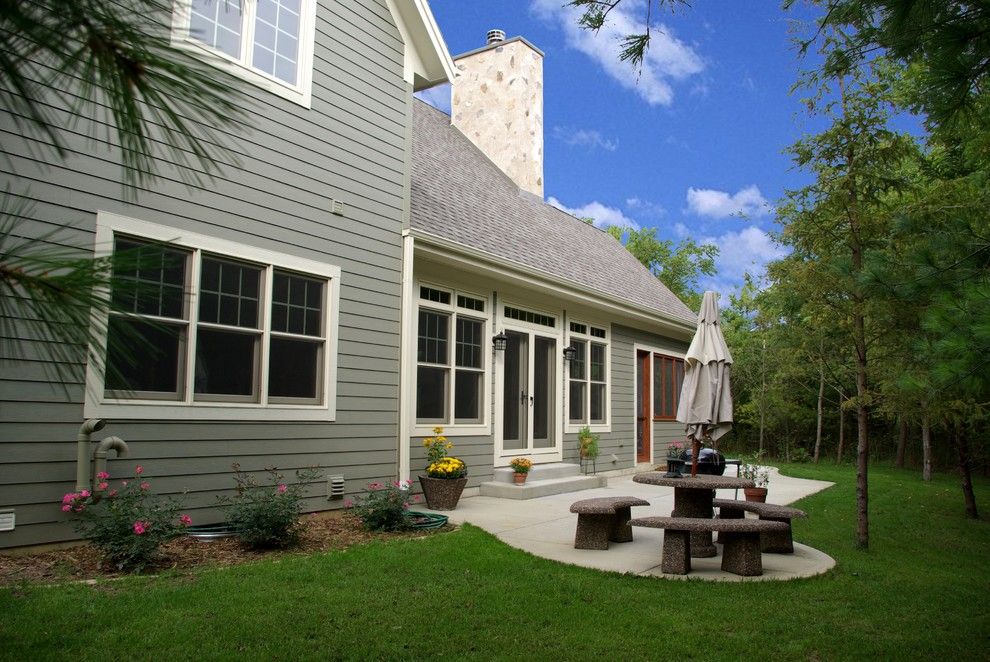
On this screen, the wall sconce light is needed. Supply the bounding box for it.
[492,331,508,352]
[563,345,577,362]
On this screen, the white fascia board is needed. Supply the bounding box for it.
[405,229,696,339]
[386,0,455,90]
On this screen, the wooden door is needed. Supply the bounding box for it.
[636,350,651,463]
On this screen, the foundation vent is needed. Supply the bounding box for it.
[329,198,344,216]
[327,475,346,499]
[486,29,505,45]
[0,509,14,532]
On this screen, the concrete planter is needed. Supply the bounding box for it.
[419,475,468,510]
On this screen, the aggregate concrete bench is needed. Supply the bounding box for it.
[713,499,807,554]
[569,496,651,550]
[628,516,789,576]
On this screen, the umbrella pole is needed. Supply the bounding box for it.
[690,439,701,477]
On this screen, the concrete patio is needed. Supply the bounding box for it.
[429,466,836,582]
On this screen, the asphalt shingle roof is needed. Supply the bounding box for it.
[410,99,696,326]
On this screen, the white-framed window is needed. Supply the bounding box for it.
[84,212,341,421]
[414,284,490,434]
[171,0,318,107]
[567,321,610,431]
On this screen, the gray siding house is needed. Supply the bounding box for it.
[0,0,453,548]
[401,35,696,493]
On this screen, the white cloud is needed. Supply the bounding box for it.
[553,126,618,151]
[698,226,787,299]
[672,222,690,238]
[547,196,640,230]
[414,83,451,114]
[530,0,705,106]
[625,196,667,218]
[685,185,771,219]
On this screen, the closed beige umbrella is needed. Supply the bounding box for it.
[676,291,733,477]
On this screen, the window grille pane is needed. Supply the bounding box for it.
[419,286,450,305]
[417,310,448,364]
[653,355,663,416]
[455,318,482,368]
[590,383,606,423]
[112,239,188,320]
[269,337,320,399]
[189,0,243,59]
[454,370,482,422]
[504,306,554,328]
[590,327,606,338]
[416,366,447,421]
[194,329,257,397]
[570,340,586,380]
[252,0,301,84]
[271,271,323,336]
[569,381,585,422]
[569,322,586,335]
[199,257,261,329]
[105,318,183,395]
[590,343,606,382]
[456,295,485,312]
[664,357,674,415]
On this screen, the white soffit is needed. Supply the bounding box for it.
[386,0,455,90]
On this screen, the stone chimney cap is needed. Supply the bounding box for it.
[486,29,506,45]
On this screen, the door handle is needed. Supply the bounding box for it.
[529,395,534,406]
[520,390,527,405]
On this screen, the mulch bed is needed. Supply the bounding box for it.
[0,511,453,587]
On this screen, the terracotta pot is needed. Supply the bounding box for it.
[744,487,768,503]
[513,472,527,485]
[418,475,468,510]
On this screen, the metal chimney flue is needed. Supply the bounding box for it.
[486,29,506,45]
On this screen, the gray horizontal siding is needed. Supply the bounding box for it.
[0,0,415,548]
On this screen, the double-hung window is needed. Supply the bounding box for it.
[172,0,318,106]
[86,212,340,420]
[415,285,489,430]
[567,322,609,428]
[653,353,685,420]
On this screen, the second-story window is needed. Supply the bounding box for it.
[174,0,316,106]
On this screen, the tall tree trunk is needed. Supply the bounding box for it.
[836,390,845,463]
[895,417,907,468]
[952,422,979,519]
[922,414,932,481]
[814,365,825,463]
[854,312,869,550]
[758,337,766,455]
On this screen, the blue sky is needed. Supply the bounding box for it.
[417,0,827,299]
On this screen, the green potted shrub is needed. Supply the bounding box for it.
[577,426,600,464]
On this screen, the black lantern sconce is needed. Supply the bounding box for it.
[562,345,577,362]
[492,331,508,352]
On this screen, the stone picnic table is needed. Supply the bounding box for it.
[632,472,754,557]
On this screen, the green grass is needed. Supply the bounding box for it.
[1,465,987,661]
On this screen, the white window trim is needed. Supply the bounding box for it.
[84,211,341,421]
[412,282,492,437]
[565,320,611,434]
[170,0,318,108]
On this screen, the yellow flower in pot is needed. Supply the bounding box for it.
[418,427,469,510]
[509,457,533,485]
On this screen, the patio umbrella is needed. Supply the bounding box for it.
[676,291,733,477]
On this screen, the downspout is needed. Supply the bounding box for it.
[398,233,416,481]
[93,436,129,483]
[76,419,106,491]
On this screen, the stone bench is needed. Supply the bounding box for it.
[713,499,807,554]
[629,516,789,576]
[570,496,651,550]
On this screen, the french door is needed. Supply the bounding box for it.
[497,328,561,462]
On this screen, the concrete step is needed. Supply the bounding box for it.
[479,474,607,500]
[492,462,582,483]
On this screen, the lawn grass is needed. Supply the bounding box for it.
[1,464,987,661]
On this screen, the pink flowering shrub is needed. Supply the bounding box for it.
[349,480,421,532]
[60,466,191,572]
[222,464,321,549]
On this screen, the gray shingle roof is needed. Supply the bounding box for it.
[410,99,696,326]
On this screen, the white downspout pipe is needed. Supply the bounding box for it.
[76,419,106,491]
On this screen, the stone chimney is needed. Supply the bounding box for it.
[451,31,544,198]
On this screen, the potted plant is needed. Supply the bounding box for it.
[418,427,468,510]
[740,453,770,502]
[666,442,686,474]
[577,426,599,473]
[509,457,533,484]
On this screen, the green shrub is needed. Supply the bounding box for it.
[223,465,321,549]
[578,426,600,459]
[348,480,420,531]
[62,466,190,572]
[790,447,812,463]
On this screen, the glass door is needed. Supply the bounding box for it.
[498,329,559,459]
